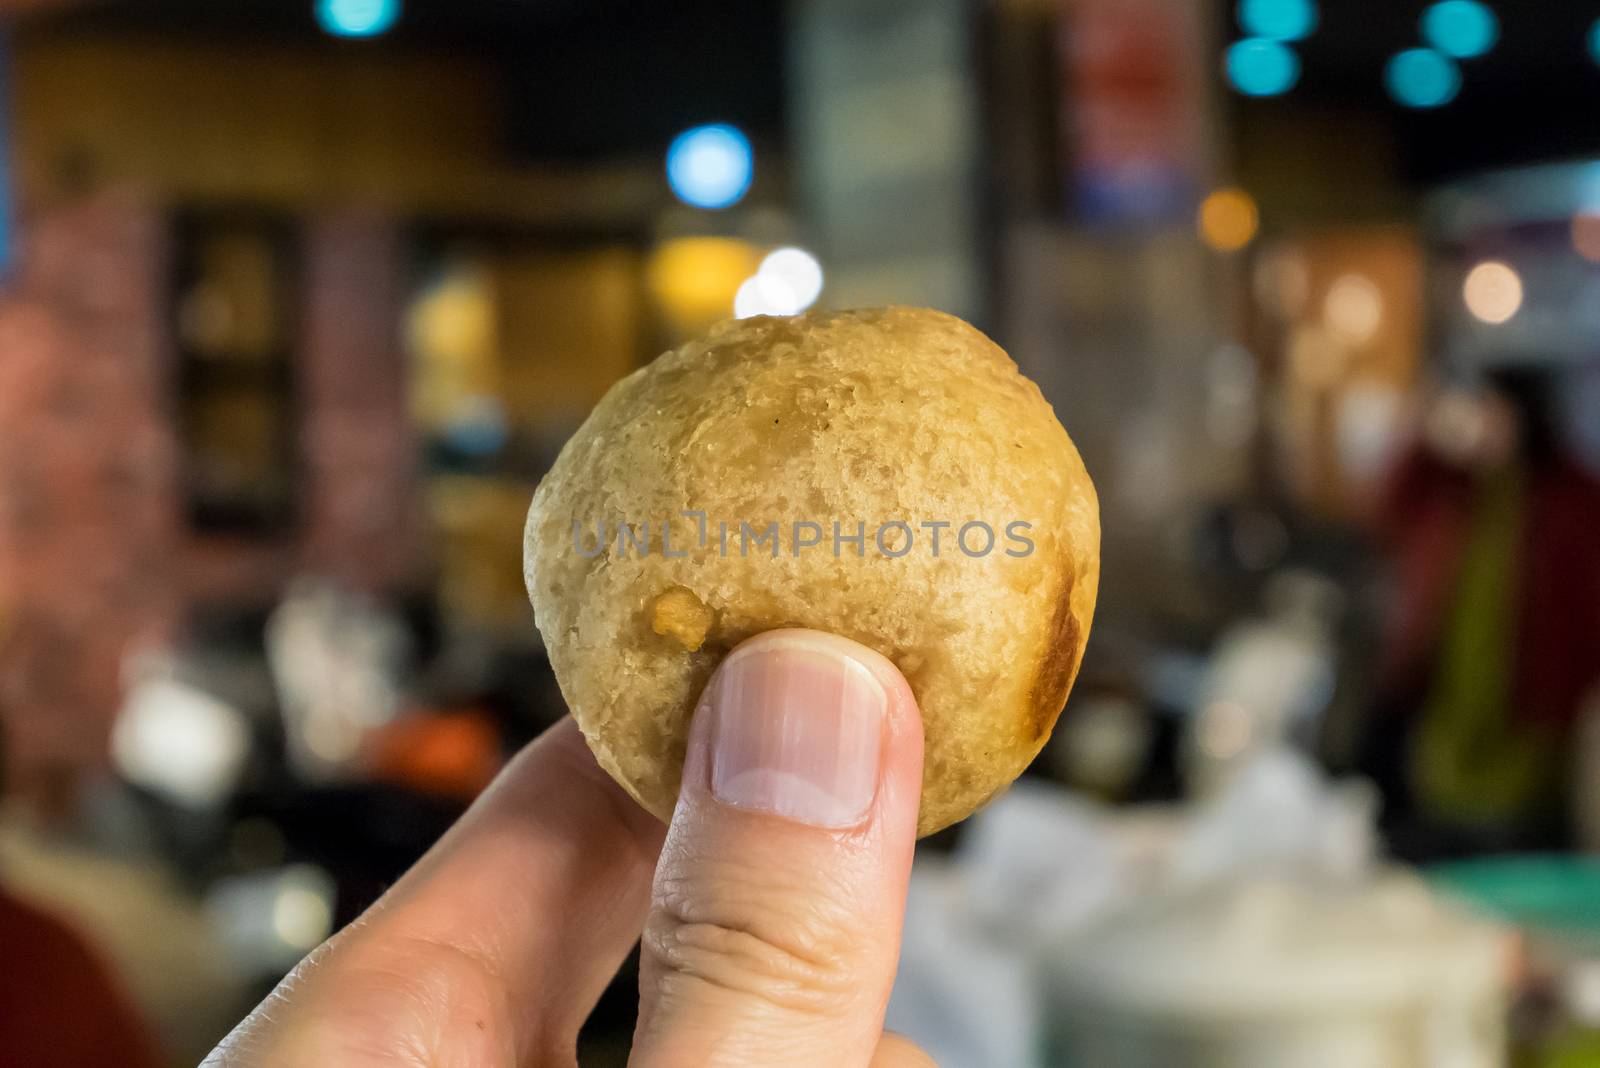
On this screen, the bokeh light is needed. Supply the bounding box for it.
[315,0,400,38]
[272,882,335,949]
[666,124,753,210]
[1323,273,1384,343]
[1573,212,1600,262]
[0,158,10,275]
[1226,38,1301,97]
[1237,0,1318,41]
[1590,18,1600,66]
[758,247,824,311]
[1198,188,1260,252]
[112,674,251,808]
[646,236,762,332]
[734,272,801,318]
[1462,260,1523,324]
[1385,48,1462,108]
[1421,1,1499,59]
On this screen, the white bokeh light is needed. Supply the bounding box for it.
[758,247,824,311]
[734,273,800,318]
[1323,273,1383,343]
[273,882,335,950]
[113,669,251,808]
[1463,260,1522,324]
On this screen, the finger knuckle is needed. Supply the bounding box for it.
[642,888,859,1017]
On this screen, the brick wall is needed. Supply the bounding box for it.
[297,213,423,594]
[0,191,182,783]
[0,193,422,790]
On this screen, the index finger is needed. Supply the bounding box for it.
[209,719,665,1067]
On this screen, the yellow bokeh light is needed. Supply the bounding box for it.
[1573,213,1600,263]
[646,237,763,336]
[1462,260,1523,325]
[1198,188,1260,252]
[406,261,499,433]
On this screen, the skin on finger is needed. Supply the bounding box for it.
[631,629,924,1068]
[872,1033,940,1068]
[204,719,665,1068]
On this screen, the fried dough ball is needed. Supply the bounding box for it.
[524,306,1099,835]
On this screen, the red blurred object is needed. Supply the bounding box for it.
[1381,445,1600,733]
[0,888,160,1068]
[1061,0,1207,224]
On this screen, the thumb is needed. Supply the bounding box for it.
[630,629,924,1068]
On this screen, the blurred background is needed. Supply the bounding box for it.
[0,0,1598,1064]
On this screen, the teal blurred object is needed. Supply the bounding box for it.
[316,0,401,38]
[1428,856,1600,947]
[1421,1,1499,60]
[1385,47,1463,108]
[1226,38,1301,97]
[1237,0,1318,42]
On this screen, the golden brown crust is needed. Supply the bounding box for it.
[1028,562,1082,744]
[525,306,1099,836]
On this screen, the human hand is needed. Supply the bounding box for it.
[203,629,935,1067]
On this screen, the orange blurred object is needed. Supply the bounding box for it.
[364,710,504,802]
[1572,213,1600,263]
[1198,187,1261,252]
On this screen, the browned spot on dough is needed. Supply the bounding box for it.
[651,585,715,651]
[1027,560,1081,742]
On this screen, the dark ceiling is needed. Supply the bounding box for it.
[28,0,1600,180]
[1224,0,1600,180]
[28,0,790,163]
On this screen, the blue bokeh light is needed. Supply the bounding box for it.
[1421,1,1498,59]
[444,398,509,458]
[0,37,12,276]
[666,124,753,210]
[316,0,400,38]
[1590,18,1600,66]
[1237,0,1318,42]
[1582,162,1600,207]
[1386,48,1462,108]
[1226,38,1302,97]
